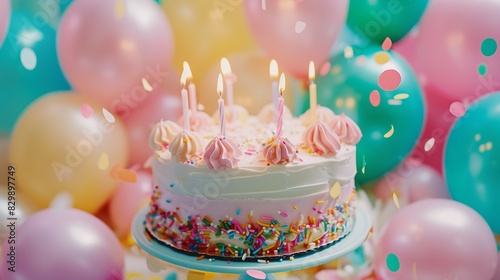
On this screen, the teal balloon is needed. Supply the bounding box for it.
[302,46,424,185]
[444,92,500,234]
[0,10,71,133]
[346,0,429,44]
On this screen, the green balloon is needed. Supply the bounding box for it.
[346,0,429,44]
[301,46,424,185]
[444,92,500,234]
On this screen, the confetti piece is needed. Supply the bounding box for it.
[187,271,205,280]
[117,169,137,183]
[115,0,125,18]
[98,153,109,170]
[394,93,409,100]
[102,108,116,123]
[344,46,354,59]
[364,225,374,242]
[261,0,266,10]
[295,21,306,33]
[424,138,435,152]
[475,134,481,141]
[384,125,394,138]
[81,103,93,118]
[331,64,342,75]
[362,156,366,174]
[246,270,266,279]
[236,209,241,215]
[374,51,390,65]
[329,182,342,199]
[355,55,366,65]
[20,47,37,70]
[486,141,493,150]
[449,102,466,118]
[382,37,392,51]
[109,164,120,179]
[387,99,402,106]
[392,192,400,209]
[413,262,418,280]
[49,192,74,209]
[319,61,331,76]
[386,253,400,272]
[370,90,381,107]
[478,63,487,76]
[379,69,402,91]
[142,78,153,92]
[481,38,497,57]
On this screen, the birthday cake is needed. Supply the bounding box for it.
[144,69,362,261]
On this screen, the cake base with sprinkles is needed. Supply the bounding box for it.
[145,100,362,261]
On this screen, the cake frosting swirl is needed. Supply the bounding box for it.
[329,113,362,145]
[168,130,204,163]
[303,120,341,156]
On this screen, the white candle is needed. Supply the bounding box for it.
[183,61,197,114]
[309,61,317,121]
[180,70,190,130]
[217,73,225,136]
[270,59,279,123]
[221,58,234,122]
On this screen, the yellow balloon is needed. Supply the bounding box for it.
[9,93,129,213]
[199,50,299,115]
[163,0,257,81]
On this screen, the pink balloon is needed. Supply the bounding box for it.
[243,0,348,79]
[0,0,9,46]
[58,0,173,107]
[392,28,419,68]
[493,252,500,280]
[0,208,124,280]
[121,90,182,166]
[415,0,500,101]
[109,170,152,238]
[375,199,497,280]
[409,84,456,174]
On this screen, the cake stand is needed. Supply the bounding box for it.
[132,206,372,279]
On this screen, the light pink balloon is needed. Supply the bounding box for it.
[121,90,182,166]
[0,208,124,280]
[58,0,173,107]
[0,0,10,46]
[415,0,500,101]
[375,199,497,280]
[243,0,348,79]
[109,170,152,238]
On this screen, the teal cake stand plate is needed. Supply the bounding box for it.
[132,206,372,279]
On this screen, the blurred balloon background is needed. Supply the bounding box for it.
[1,0,499,278]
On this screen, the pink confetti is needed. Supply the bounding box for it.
[449,102,466,117]
[81,103,93,118]
[279,211,288,217]
[319,61,331,76]
[370,90,381,107]
[378,69,401,91]
[382,37,393,51]
[246,270,266,279]
[260,215,274,221]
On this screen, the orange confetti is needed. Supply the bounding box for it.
[109,164,120,179]
[382,37,393,51]
[384,125,395,138]
[370,90,381,107]
[364,225,374,242]
[392,192,400,209]
[117,169,137,183]
[374,51,391,65]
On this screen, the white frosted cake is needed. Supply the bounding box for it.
[145,104,361,261]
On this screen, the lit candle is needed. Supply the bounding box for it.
[220,58,234,122]
[309,61,317,121]
[183,61,197,114]
[180,69,189,130]
[276,73,286,139]
[269,59,279,123]
[217,73,225,136]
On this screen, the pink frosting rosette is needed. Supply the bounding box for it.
[148,120,181,151]
[203,136,243,169]
[328,113,362,145]
[303,120,341,156]
[169,130,204,163]
[262,136,297,165]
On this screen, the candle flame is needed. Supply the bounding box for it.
[269,59,278,78]
[180,69,187,87]
[279,73,285,95]
[183,61,193,80]
[308,61,315,80]
[217,73,224,97]
[220,57,232,75]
